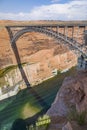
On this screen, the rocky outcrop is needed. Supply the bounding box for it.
[47,72,87,130]
[47,71,87,116]
[47,71,87,129]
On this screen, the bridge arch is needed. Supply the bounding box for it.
[11,27,61,43]
[10,26,86,56]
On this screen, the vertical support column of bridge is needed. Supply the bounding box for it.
[84,29,87,46]
[50,26,52,32]
[84,26,86,31]
[77,26,87,69]
[50,26,53,37]
[56,26,59,35]
[62,26,64,35]
[76,26,80,43]
[44,26,47,33]
[57,26,59,36]
[72,26,74,41]
[39,27,42,33]
[64,26,66,36]
[65,26,68,40]
[56,26,61,44]
[83,26,86,45]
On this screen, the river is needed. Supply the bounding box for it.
[0,67,76,130]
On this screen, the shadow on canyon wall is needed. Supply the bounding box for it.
[12,43,31,87]
[10,42,50,128]
[12,42,50,107]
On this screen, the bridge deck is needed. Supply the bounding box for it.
[6,23,87,28]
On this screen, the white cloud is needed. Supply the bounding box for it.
[0,0,87,20]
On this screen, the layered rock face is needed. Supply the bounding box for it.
[0,49,77,87]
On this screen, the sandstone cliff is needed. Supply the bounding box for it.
[0,49,77,87]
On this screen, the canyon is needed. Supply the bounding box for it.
[1,20,87,130]
[0,20,77,88]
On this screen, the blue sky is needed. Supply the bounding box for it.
[0,0,69,13]
[0,0,87,20]
[0,0,51,13]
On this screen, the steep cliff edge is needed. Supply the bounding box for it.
[47,71,87,129]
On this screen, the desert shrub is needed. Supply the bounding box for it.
[76,111,87,125]
[68,108,87,126]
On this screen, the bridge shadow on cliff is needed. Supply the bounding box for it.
[11,43,49,108]
[12,43,31,88]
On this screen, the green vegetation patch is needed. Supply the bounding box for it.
[0,65,17,78]
[0,63,27,78]
[68,108,87,126]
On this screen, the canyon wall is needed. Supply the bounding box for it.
[0,48,77,88]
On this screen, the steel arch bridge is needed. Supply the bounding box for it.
[5,23,87,87]
[6,23,87,57]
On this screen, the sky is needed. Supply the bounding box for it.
[0,0,87,21]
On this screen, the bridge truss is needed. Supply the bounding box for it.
[6,23,87,57]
